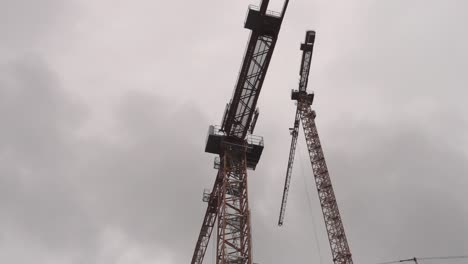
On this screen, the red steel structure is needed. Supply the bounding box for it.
[278,31,354,264]
[191,1,289,263]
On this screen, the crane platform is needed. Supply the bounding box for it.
[205,125,264,170]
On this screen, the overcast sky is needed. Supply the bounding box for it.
[1,0,468,263]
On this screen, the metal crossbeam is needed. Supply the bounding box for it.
[191,170,223,264]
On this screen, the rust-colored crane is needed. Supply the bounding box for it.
[278,31,354,264]
[191,1,289,263]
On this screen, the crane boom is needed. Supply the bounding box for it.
[278,108,300,226]
[221,0,290,139]
[278,31,353,264]
[298,32,315,92]
[278,31,315,226]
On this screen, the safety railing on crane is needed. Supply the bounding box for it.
[246,134,264,147]
[207,125,264,146]
[248,4,282,17]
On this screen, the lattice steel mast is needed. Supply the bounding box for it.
[278,31,353,264]
[191,1,289,263]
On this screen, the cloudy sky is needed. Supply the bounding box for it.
[1,0,468,263]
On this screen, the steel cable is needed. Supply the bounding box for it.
[420,255,468,261]
[377,255,468,264]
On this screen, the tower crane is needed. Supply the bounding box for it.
[278,31,354,264]
[191,1,289,263]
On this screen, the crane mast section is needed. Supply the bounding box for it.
[216,148,251,264]
[191,170,223,264]
[278,108,300,226]
[299,102,353,264]
[222,1,289,140]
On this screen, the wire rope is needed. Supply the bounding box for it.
[420,255,468,261]
[377,255,468,264]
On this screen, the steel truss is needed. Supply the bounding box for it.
[217,145,251,264]
[278,30,353,264]
[278,107,300,226]
[299,101,353,264]
[226,34,274,139]
[191,170,223,264]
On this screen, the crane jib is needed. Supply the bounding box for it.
[278,31,354,264]
[222,2,288,140]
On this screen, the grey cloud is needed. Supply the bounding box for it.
[0,55,213,263]
[0,55,97,262]
[2,0,468,264]
[326,116,468,263]
[74,91,213,250]
[0,0,76,55]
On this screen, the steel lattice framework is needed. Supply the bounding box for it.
[299,102,353,264]
[216,147,251,263]
[223,34,274,139]
[278,31,354,264]
[192,169,223,263]
[191,1,289,263]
